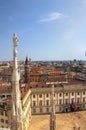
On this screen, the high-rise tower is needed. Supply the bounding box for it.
[50,84,56,130]
[11,34,23,130]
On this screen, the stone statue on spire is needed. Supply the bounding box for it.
[13,33,19,46]
[13,33,19,58]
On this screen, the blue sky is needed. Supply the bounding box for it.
[0,0,86,61]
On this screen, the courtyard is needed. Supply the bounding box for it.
[29,111,86,130]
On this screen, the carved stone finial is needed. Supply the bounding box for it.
[13,33,19,46]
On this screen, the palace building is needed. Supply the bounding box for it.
[30,78,86,115]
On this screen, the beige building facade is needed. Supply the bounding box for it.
[31,81,86,114]
[0,108,8,129]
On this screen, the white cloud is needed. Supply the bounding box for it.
[38,12,64,22]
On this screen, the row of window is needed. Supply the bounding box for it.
[0,95,11,98]
[32,97,86,106]
[32,92,86,98]
[33,93,50,98]
[33,104,86,113]
[0,119,8,124]
[33,100,50,106]
[59,97,86,104]
[0,111,7,116]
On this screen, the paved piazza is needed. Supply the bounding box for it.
[29,111,86,130]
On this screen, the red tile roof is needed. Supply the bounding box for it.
[0,72,12,76]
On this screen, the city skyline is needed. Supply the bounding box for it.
[0,0,86,61]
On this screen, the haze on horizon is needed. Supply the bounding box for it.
[0,0,86,61]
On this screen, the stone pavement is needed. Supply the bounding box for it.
[29,111,86,130]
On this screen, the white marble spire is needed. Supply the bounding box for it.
[11,33,23,130]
